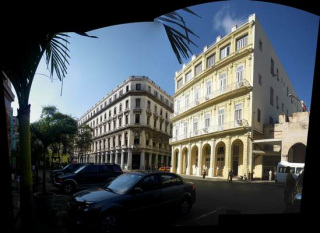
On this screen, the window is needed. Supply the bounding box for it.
[270,87,274,106]
[193,118,198,132]
[114,107,116,115]
[257,108,261,123]
[276,96,279,109]
[165,112,168,119]
[160,95,163,102]
[119,89,123,96]
[136,83,141,90]
[135,114,140,124]
[154,118,157,128]
[114,93,117,100]
[259,39,263,52]
[177,78,183,89]
[235,104,242,125]
[271,57,275,76]
[207,54,215,68]
[119,117,122,127]
[119,103,122,112]
[236,65,244,85]
[154,90,158,98]
[195,62,202,76]
[154,105,157,113]
[125,115,128,124]
[147,100,151,109]
[206,80,212,97]
[220,44,230,59]
[135,98,141,108]
[276,68,279,81]
[113,120,116,129]
[205,113,210,128]
[134,133,140,145]
[176,99,180,112]
[148,86,151,93]
[160,108,163,116]
[258,74,262,86]
[138,175,159,192]
[269,116,274,124]
[185,93,189,109]
[219,73,227,93]
[126,85,129,92]
[185,71,192,83]
[183,121,188,135]
[175,123,179,137]
[125,100,129,109]
[194,86,200,103]
[109,110,111,117]
[147,116,150,125]
[161,174,183,188]
[218,108,225,129]
[236,35,248,50]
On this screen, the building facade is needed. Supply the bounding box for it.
[77,76,173,170]
[169,14,302,179]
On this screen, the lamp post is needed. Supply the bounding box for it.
[288,93,309,114]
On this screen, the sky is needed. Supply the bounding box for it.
[11,1,319,123]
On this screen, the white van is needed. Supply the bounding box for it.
[275,161,304,183]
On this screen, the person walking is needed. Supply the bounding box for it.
[283,166,296,212]
[202,168,206,179]
[269,169,273,181]
[228,169,233,183]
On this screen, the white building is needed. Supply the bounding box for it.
[77,76,173,170]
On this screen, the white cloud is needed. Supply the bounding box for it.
[213,4,247,35]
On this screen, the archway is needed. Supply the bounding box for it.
[288,143,306,163]
[202,143,211,174]
[182,147,188,174]
[215,142,225,176]
[231,139,244,176]
[191,145,198,175]
[173,148,179,173]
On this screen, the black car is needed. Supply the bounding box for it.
[54,163,123,194]
[67,171,196,232]
[291,169,304,212]
[50,163,87,182]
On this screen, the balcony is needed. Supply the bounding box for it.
[171,80,251,118]
[169,119,249,143]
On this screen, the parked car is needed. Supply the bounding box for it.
[291,169,304,212]
[67,171,196,232]
[50,163,87,182]
[54,163,123,194]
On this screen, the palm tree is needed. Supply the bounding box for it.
[1,8,199,231]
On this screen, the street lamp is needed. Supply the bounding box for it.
[288,93,309,114]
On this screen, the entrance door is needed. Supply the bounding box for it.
[132,153,141,170]
[233,156,238,176]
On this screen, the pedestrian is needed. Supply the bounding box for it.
[228,169,233,183]
[202,168,206,179]
[283,166,296,212]
[269,169,273,181]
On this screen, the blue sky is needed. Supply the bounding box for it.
[11,1,319,122]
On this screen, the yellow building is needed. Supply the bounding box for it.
[169,14,302,180]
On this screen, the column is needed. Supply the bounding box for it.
[197,141,203,176]
[140,150,145,170]
[128,149,132,170]
[209,140,215,177]
[224,136,231,178]
[120,150,124,170]
[186,143,191,175]
[171,148,176,173]
[155,154,159,170]
[177,145,182,174]
[160,155,164,166]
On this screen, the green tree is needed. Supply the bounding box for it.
[75,125,93,162]
[31,106,77,194]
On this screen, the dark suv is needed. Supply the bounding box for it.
[54,163,123,194]
[50,163,87,182]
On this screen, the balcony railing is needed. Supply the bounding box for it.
[172,80,250,118]
[169,119,248,143]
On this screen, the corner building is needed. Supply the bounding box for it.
[169,14,302,179]
[78,76,173,170]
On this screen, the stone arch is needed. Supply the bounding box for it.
[215,141,226,176]
[288,142,306,163]
[231,139,244,176]
[202,143,211,174]
[181,147,188,174]
[191,145,199,175]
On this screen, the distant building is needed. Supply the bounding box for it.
[11,116,20,168]
[3,74,15,165]
[169,14,303,179]
[77,76,173,170]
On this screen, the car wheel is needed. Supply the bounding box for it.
[179,198,191,215]
[64,183,75,194]
[101,212,120,233]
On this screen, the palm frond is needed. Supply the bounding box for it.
[155,8,200,64]
[45,33,70,81]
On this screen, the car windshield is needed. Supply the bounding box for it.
[73,165,88,174]
[106,173,143,194]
